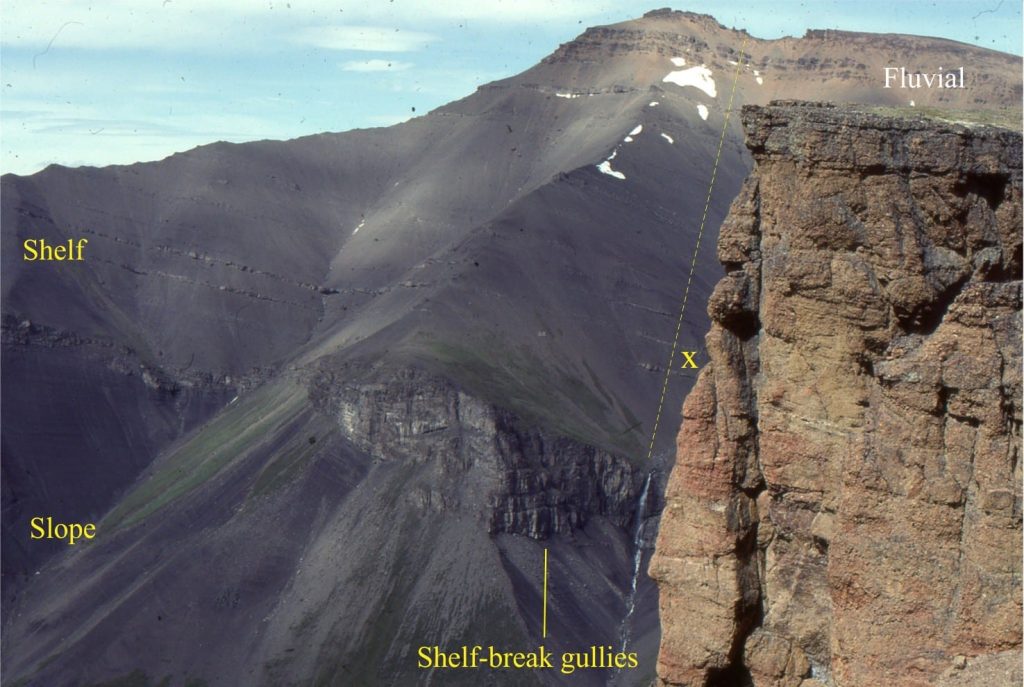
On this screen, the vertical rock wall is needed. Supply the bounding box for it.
[309,366,644,537]
[652,102,1022,687]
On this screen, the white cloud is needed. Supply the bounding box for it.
[0,3,441,53]
[0,0,621,53]
[293,26,437,52]
[0,92,286,175]
[353,0,619,21]
[1,1,231,50]
[341,59,413,72]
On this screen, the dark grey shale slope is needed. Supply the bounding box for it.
[3,371,660,687]
[2,9,1022,687]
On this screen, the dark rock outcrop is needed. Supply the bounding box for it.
[4,364,661,687]
[309,367,644,539]
[651,102,1022,687]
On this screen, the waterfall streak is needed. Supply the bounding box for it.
[618,471,654,654]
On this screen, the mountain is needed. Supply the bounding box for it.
[2,9,1021,687]
[652,102,1022,686]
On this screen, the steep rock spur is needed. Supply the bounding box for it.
[651,102,1022,687]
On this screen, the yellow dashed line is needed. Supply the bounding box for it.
[645,41,748,461]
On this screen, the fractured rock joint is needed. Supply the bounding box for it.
[651,102,1023,687]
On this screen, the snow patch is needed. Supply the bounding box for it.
[629,124,643,136]
[670,56,686,66]
[623,136,633,143]
[753,69,760,76]
[649,101,659,107]
[353,219,365,235]
[755,76,764,85]
[555,92,580,99]
[727,59,738,65]
[597,147,626,180]
[597,160,625,180]
[697,104,709,120]
[663,65,717,98]
[661,133,674,144]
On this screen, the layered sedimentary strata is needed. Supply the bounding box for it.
[309,366,644,538]
[652,102,1022,687]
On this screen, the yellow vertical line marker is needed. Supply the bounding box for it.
[542,547,549,638]
[644,39,749,461]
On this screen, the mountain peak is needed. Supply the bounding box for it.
[639,7,733,28]
[514,10,1020,115]
[543,8,743,65]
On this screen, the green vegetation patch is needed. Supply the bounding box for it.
[84,671,172,687]
[105,381,309,530]
[248,418,339,499]
[421,335,646,457]
[423,338,634,454]
[866,104,1022,132]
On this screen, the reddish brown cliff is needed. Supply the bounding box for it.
[651,102,1022,687]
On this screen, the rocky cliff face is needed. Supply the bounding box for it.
[651,102,1022,687]
[5,363,662,686]
[309,366,646,539]
[535,10,1021,111]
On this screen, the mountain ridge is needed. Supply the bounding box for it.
[2,11,1022,686]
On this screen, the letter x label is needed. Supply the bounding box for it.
[680,351,699,369]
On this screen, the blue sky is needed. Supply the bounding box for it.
[1,0,1020,176]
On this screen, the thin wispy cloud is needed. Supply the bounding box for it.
[13,112,269,139]
[293,26,437,52]
[1,0,1018,175]
[1,0,618,52]
[341,59,413,72]
[365,0,619,21]
[1,3,227,51]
